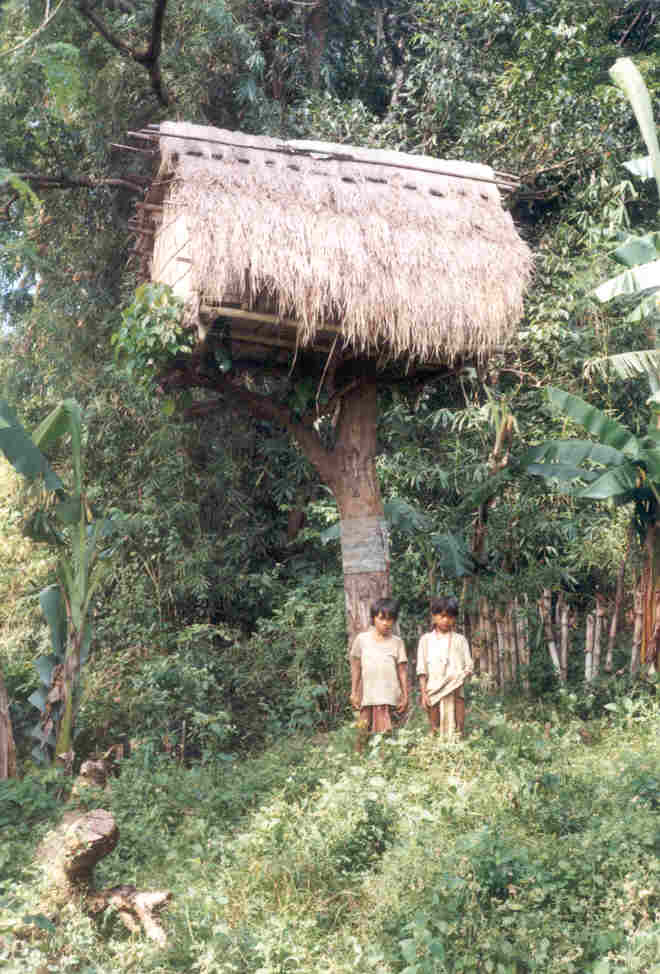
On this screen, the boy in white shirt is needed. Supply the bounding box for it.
[417,596,472,736]
[350,598,408,750]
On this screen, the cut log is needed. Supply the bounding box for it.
[37,806,170,944]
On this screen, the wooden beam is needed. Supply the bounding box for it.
[229,331,335,354]
[201,303,343,336]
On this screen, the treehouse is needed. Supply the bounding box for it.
[129,122,532,638]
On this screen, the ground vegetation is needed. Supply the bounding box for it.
[1,0,660,967]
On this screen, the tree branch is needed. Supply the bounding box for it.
[172,367,333,476]
[3,0,66,57]
[76,0,170,106]
[3,172,147,194]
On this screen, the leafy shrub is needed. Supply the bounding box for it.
[330,798,397,874]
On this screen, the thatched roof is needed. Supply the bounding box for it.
[134,122,532,364]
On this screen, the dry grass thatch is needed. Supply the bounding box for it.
[147,122,532,363]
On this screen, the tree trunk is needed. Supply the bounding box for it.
[0,667,17,779]
[631,582,643,674]
[315,383,390,646]
[305,1,327,90]
[642,520,660,672]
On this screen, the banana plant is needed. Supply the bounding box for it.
[0,399,122,766]
[588,57,660,383]
[523,386,660,667]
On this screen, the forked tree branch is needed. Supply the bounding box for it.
[171,367,334,477]
[76,0,170,106]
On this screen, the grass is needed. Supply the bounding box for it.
[1,690,660,973]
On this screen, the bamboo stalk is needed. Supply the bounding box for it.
[482,600,497,688]
[515,596,530,693]
[559,595,570,684]
[593,594,606,681]
[585,613,595,683]
[506,602,518,686]
[540,589,562,681]
[608,525,632,671]
[495,608,507,686]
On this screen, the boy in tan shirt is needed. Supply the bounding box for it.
[350,598,408,750]
[417,595,472,736]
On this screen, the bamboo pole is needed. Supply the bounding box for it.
[607,525,632,672]
[495,607,508,687]
[506,602,518,686]
[585,612,595,683]
[593,594,606,681]
[482,600,498,688]
[540,589,562,681]
[559,595,570,684]
[514,596,530,693]
[0,668,17,779]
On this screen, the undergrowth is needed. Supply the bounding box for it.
[1,693,660,974]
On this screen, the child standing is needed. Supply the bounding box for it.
[350,598,408,749]
[417,596,473,736]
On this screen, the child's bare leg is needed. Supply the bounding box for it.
[427,703,440,734]
[356,708,371,753]
[455,696,465,736]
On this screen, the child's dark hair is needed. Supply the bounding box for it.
[431,595,459,618]
[370,597,400,622]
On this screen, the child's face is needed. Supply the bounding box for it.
[373,612,395,637]
[432,612,455,633]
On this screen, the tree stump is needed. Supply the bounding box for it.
[37,806,170,944]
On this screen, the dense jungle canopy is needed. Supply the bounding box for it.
[3,2,660,970]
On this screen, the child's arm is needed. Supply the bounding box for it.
[350,656,362,710]
[416,635,430,708]
[396,661,408,712]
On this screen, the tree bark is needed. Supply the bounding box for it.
[38,805,170,943]
[642,520,660,672]
[0,667,17,779]
[305,1,327,90]
[322,383,390,645]
[181,370,390,646]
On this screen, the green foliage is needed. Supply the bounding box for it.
[330,798,396,874]
[112,283,192,390]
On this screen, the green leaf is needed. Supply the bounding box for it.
[0,400,64,490]
[28,689,48,713]
[612,234,660,268]
[526,463,599,482]
[399,939,418,964]
[623,156,653,180]
[431,531,474,578]
[384,497,431,534]
[320,523,340,545]
[593,259,660,302]
[34,655,58,686]
[22,914,56,934]
[545,387,640,457]
[577,463,640,500]
[33,400,83,489]
[39,584,67,658]
[54,494,83,525]
[585,349,660,384]
[610,58,660,199]
[521,440,625,469]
